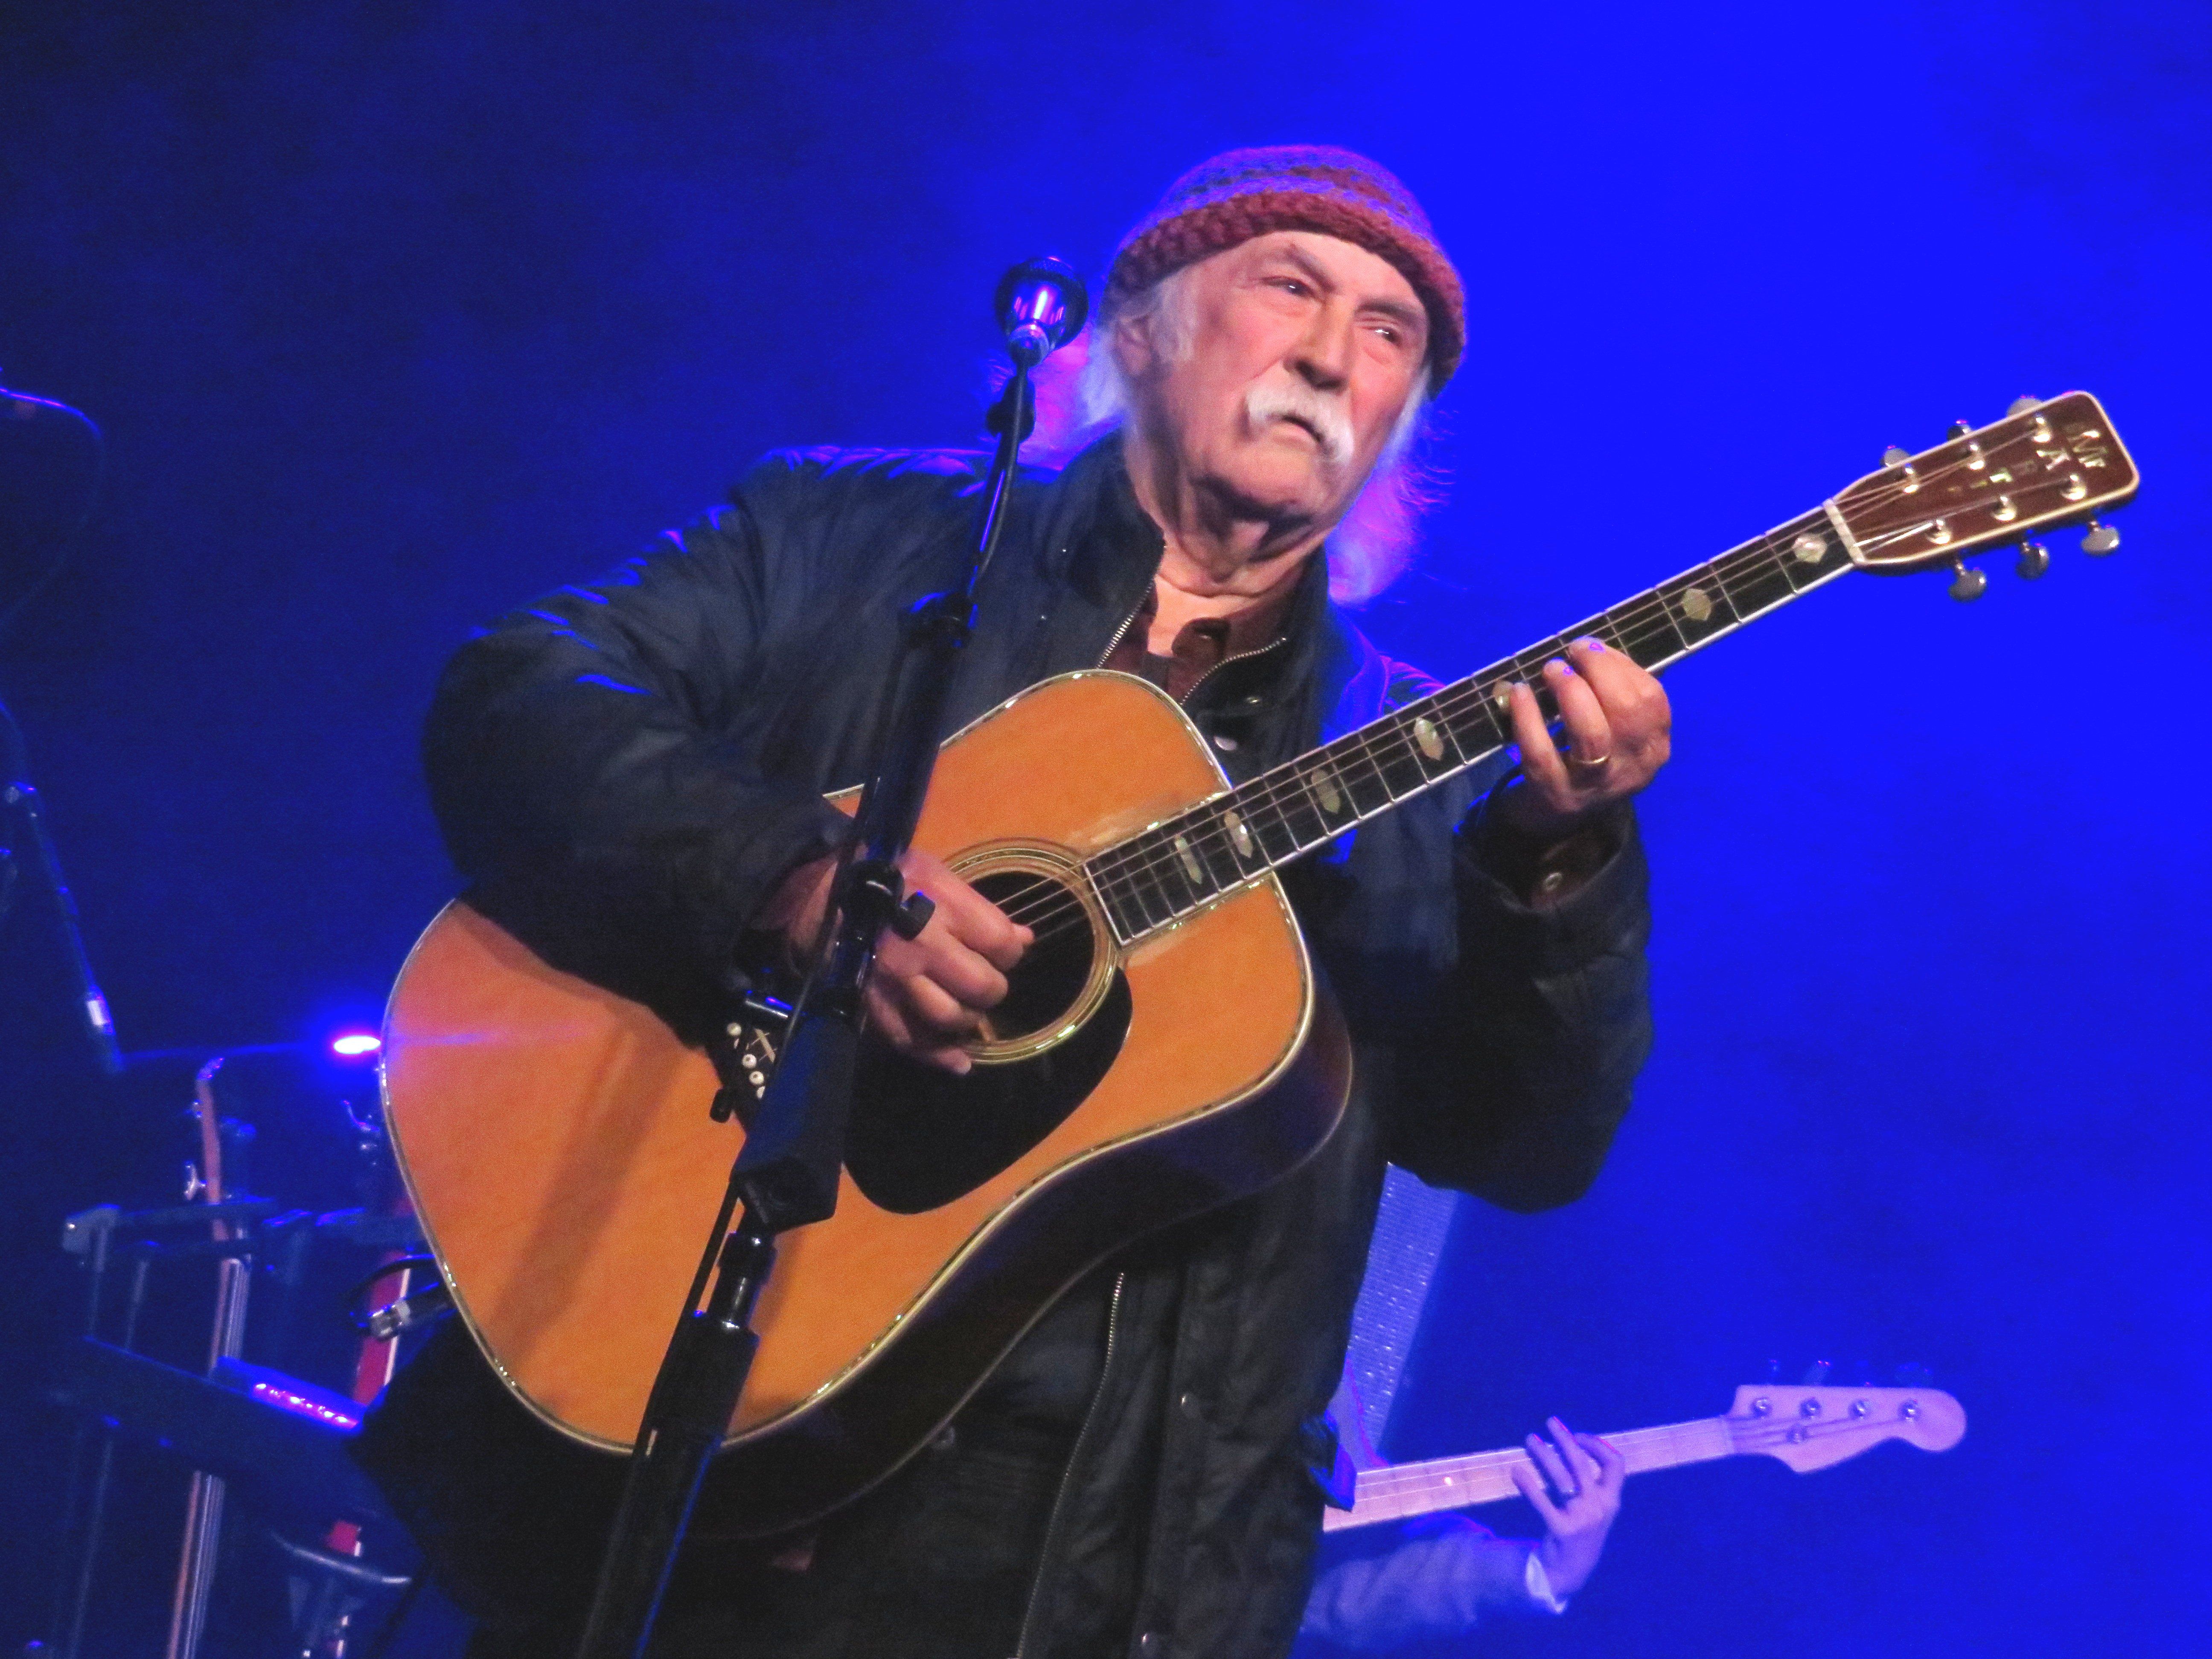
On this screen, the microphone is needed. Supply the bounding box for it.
[994,257,1089,367]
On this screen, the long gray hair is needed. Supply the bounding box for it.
[1019,267,1435,607]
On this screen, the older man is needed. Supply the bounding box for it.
[366,146,1662,1659]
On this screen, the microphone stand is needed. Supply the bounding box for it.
[1,695,123,1074]
[575,257,1088,1659]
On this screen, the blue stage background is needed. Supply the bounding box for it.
[3,2,2205,1653]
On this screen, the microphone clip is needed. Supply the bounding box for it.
[994,256,1089,369]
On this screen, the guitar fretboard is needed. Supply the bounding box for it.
[1086,506,1857,945]
[1321,1416,1735,1532]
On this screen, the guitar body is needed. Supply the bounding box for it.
[382,670,1353,1536]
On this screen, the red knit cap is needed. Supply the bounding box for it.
[1106,145,1464,390]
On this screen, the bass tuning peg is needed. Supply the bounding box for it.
[2006,395,2043,417]
[2081,518,2120,556]
[1947,421,1973,439]
[1949,560,1988,601]
[1882,445,1910,467]
[2015,539,2050,579]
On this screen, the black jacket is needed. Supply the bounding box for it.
[377,434,1653,1659]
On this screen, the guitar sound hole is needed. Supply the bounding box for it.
[972,870,1094,1044]
[844,863,1131,1215]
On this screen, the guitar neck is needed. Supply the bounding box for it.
[1088,504,1857,945]
[1322,1416,1737,1532]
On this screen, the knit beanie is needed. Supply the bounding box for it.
[1105,145,1464,390]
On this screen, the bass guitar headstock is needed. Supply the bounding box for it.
[1833,391,2137,597]
[1725,1383,1967,1473]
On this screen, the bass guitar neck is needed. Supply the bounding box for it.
[1323,1383,1966,1532]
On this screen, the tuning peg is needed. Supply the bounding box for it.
[1949,560,1988,601]
[2006,394,2043,417]
[1947,420,1973,439]
[2014,539,2050,579]
[1799,1359,1834,1386]
[1881,445,1910,467]
[2081,518,2120,556]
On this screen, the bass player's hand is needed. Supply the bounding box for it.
[763,848,1032,1076]
[1510,1415,1626,1601]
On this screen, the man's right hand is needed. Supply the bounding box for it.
[763,847,1031,1076]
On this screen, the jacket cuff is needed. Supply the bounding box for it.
[1455,802,1650,981]
[695,787,857,974]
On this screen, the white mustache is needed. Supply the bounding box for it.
[1243,381,1355,467]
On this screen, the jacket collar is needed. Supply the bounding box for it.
[1047,431,1388,744]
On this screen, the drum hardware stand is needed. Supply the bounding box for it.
[47,1182,421,1658]
[49,1185,270,1659]
[268,1531,418,1659]
[573,257,1088,1659]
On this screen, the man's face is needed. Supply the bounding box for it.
[1118,231,1429,529]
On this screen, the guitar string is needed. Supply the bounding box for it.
[1354,1403,1933,1488]
[1016,517,1839,938]
[1024,518,1815,933]
[1001,525,1852,942]
[1348,1410,1925,1509]
[1045,419,2094,929]
[1348,1435,1726,1511]
[1062,472,2090,937]
[1018,529,1838,945]
[1076,483,2032,921]
[977,456,2099,942]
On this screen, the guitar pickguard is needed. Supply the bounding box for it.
[845,971,1134,1214]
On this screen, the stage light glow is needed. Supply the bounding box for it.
[330,1032,382,1057]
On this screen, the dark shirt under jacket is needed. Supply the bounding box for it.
[361,434,1654,1659]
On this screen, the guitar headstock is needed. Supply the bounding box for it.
[1834,391,2138,584]
[1725,1384,1967,1473]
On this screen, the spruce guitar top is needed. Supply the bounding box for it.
[381,393,2134,1537]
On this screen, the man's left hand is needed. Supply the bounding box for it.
[1498,638,1671,839]
[1511,1415,1626,1601]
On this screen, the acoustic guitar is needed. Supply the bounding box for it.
[381,392,2133,1537]
[1324,1382,1967,1531]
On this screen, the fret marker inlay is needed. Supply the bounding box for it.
[1173,835,1202,885]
